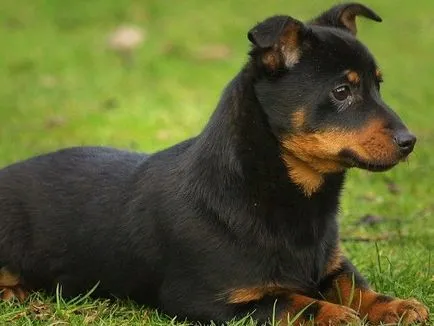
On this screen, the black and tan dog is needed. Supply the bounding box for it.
[0,3,430,325]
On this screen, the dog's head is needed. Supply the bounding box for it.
[248,3,416,196]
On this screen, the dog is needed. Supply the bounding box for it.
[0,3,430,325]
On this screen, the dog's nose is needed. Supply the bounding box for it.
[394,131,416,156]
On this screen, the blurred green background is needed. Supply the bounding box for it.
[1,0,433,161]
[0,0,433,324]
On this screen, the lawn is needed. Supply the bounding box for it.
[0,0,433,324]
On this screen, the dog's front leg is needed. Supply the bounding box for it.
[226,288,361,325]
[0,267,28,302]
[319,257,429,325]
[276,293,360,325]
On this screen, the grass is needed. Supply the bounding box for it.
[0,0,433,324]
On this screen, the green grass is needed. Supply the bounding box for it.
[0,0,433,324]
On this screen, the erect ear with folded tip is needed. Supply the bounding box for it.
[248,15,306,71]
[309,3,382,36]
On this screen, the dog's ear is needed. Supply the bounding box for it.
[310,3,382,36]
[248,15,306,70]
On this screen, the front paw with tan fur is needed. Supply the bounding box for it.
[366,298,429,325]
[314,302,361,326]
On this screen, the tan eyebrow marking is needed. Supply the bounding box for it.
[346,70,360,84]
[375,68,383,81]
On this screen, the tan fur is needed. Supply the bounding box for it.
[226,284,288,304]
[262,51,280,70]
[279,294,360,326]
[260,20,301,70]
[280,294,318,326]
[0,268,29,302]
[281,154,325,196]
[280,22,301,67]
[291,110,305,130]
[325,275,429,324]
[325,247,343,275]
[366,298,429,324]
[341,10,358,35]
[346,70,360,84]
[281,118,397,195]
[0,286,28,302]
[375,68,383,81]
[304,302,360,326]
[0,267,19,287]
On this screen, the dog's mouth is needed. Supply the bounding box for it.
[339,149,402,172]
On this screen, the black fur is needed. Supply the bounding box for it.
[0,3,418,324]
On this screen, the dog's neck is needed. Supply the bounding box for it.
[186,67,346,240]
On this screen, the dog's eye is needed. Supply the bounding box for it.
[332,85,351,101]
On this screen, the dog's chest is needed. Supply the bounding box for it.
[259,215,338,287]
[271,241,331,286]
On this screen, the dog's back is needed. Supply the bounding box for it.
[0,147,146,224]
[0,147,152,297]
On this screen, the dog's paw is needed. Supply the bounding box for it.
[0,286,28,302]
[314,302,361,325]
[366,297,429,325]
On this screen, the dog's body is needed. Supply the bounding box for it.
[0,3,430,325]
